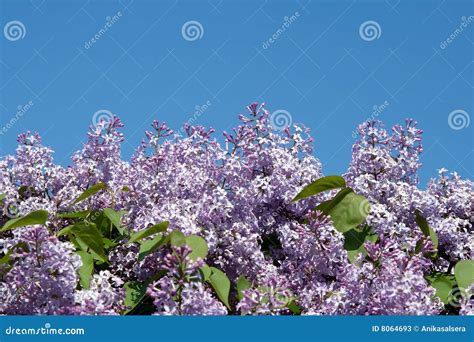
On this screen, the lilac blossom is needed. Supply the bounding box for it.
[147,246,227,315]
[0,225,81,315]
[0,103,472,316]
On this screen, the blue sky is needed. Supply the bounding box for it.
[0,0,472,186]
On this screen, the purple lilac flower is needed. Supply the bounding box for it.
[0,225,81,315]
[0,104,471,315]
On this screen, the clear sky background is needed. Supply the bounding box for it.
[0,0,472,186]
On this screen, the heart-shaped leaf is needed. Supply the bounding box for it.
[185,235,208,261]
[169,230,186,247]
[454,260,474,289]
[317,188,370,233]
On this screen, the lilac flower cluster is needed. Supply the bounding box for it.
[147,246,227,315]
[0,104,472,316]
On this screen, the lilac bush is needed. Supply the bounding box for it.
[0,103,472,316]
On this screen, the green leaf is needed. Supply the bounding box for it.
[88,211,109,236]
[57,211,91,219]
[67,221,107,262]
[317,188,370,233]
[72,183,107,205]
[292,175,346,202]
[426,273,456,304]
[428,227,439,250]
[432,278,455,304]
[18,186,35,199]
[102,238,119,249]
[343,229,367,251]
[103,208,127,234]
[77,251,94,289]
[415,210,430,236]
[454,260,474,289]
[208,267,231,309]
[236,274,251,301]
[315,187,352,213]
[1,210,49,232]
[169,230,186,247]
[123,281,148,314]
[415,210,439,249]
[0,193,6,202]
[287,300,302,315]
[138,234,168,261]
[0,243,28,268]
[199,264,212,282]
[415,239,424,254]
[57,225,75,236]
[343,226,378,263]
[0,249,13,265]
[185,235,208,261]
[129,221,169,244]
